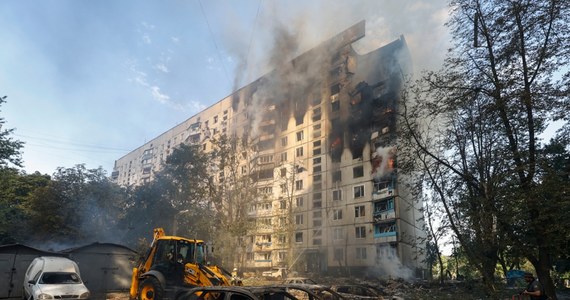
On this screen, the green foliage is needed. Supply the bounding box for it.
[24,165,127,245]
[0,96,24,168]
[0,169,50,243]
[400,0,569,297]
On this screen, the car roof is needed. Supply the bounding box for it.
[37,256,79,273]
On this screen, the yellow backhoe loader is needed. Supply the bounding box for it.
[129,228,237,300]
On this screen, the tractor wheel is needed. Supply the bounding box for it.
[138,277,164,300]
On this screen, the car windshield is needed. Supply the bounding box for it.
[39,272,81,284]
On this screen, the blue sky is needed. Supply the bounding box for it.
[1,0,452,175]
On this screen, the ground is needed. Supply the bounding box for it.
[94,278,570,300]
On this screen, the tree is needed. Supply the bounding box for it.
[206,135,257,269]
[120,144,212,247]
[0,96,24,168]
[25,165,126,245]
[0,169,50,243]
[400,0,569,298]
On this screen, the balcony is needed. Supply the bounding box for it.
[373,209,396,223]
[374,232,397,243]
[372,187,394,200]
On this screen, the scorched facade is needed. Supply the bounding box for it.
[112,21,427,278]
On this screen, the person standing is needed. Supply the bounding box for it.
[522,272,548,300]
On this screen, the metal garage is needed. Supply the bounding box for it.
[0,244,65,299]
[62,242,137,297]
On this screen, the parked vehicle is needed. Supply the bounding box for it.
[330,285,384,300]
[262,267,288,280]
[23,256,90,300]
[282,277,318,284]
[243,286,299,300]
[281,284,346,300]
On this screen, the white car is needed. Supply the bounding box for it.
[262,267,288,280]
[23,256,90,300]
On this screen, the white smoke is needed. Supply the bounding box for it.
[373,146,396,179]
[374,245,414,280]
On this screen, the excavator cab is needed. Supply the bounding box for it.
[148,239,205,285]
[130,229,230,300]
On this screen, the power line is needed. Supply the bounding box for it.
[14,133,133,152]
[245,0,262,83]
[198,0,231,86]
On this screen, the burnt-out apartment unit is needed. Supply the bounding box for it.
[112,21,427,278]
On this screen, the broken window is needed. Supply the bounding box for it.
[332,170,342,182]
[312,107,321,121]
[353,166,364,178]
[330,83,341,95]
[374,198,394,212]
[331,100,340,112]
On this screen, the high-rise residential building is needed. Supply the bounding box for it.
[112,21,427,278]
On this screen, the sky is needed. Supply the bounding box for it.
[0,0,453,176]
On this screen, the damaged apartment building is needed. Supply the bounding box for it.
[112,21,427,278]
